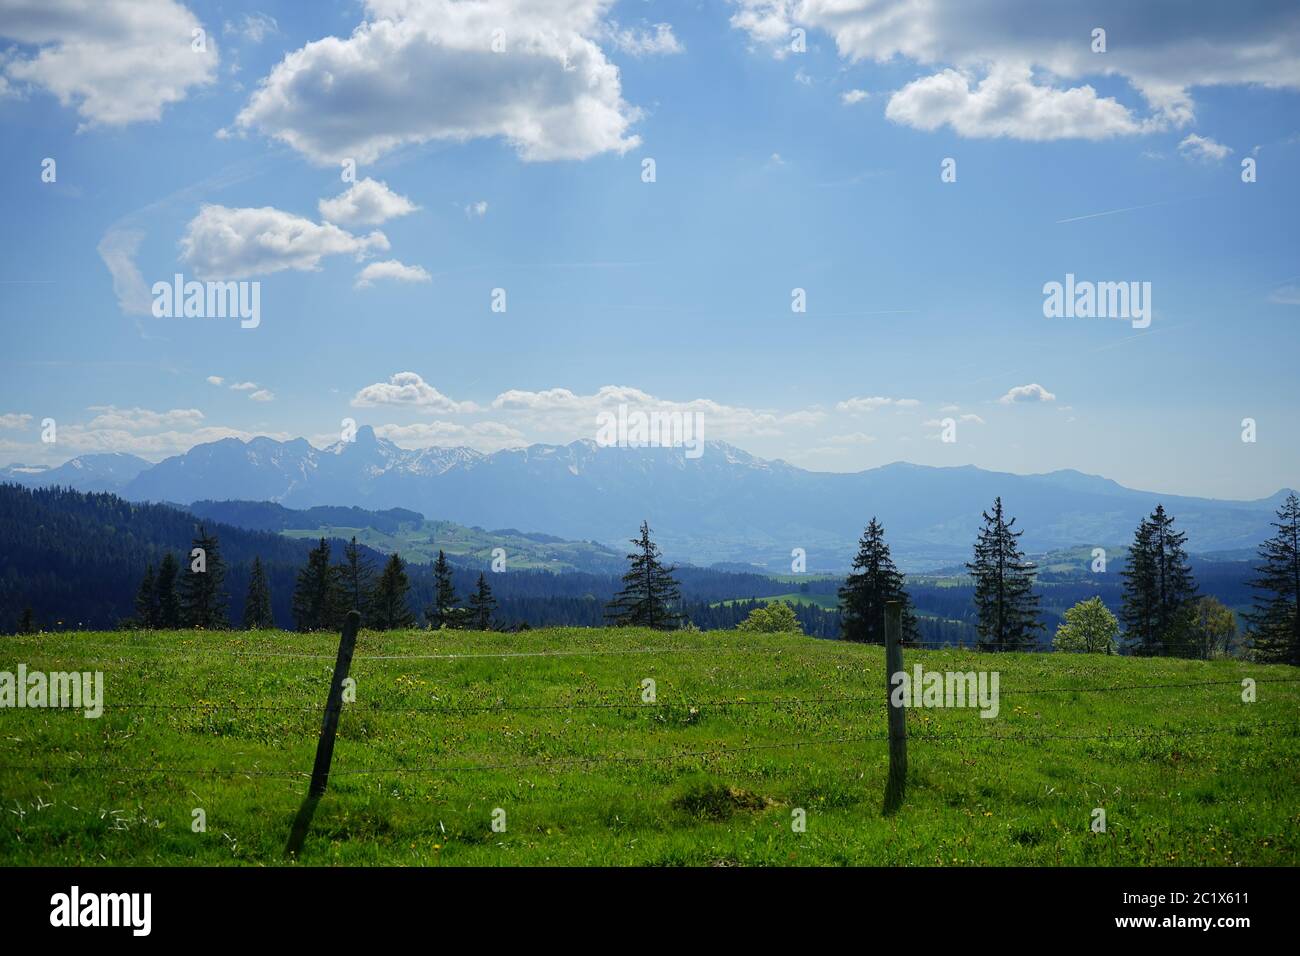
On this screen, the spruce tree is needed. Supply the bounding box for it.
[966,497,1042,650]
[371,553,416,630]
[242,556,274,629]
[429,550,462,629]
[293,537,342,631]
[156,552,181,628]
[605,521,682,629]
[135,563,157,628]
[336,536,375,624]
[838,517,920,644]
[179,524,229,629]
[1244,492,1300,665]
[467,572,498,631]
[1119,504,1198,655]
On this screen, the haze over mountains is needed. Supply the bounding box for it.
[3,427,1290,571]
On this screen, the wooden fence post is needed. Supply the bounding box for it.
[285,609,360,857]
[883,600,907,814]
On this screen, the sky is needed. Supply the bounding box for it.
[0,0,1297,500]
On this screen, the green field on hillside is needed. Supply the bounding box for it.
[1,628,1296,866]
[279,519,621,573]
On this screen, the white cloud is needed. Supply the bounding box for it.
[229,381,258,391]
[354,260,432,289]
[352,372,478,413]
[465,200,489,218]
[827,432,876,445]
[43,425,290,461]
[835,396,920,413]
[96,229,153,316]
[999,383,1057,404]
[841,89,869,105]
[234,0,643,165]
[206,375,224,385]
[1178,133,1232,162]
[180,205,389,279]
[85,406,204,431]
[732,0,1300,140]
[490,384,821,440]
[248,389,275,403]
[600,21,683,57]
[0,413,33,430]
[1267,283,1300,305]
[0,0,218,127]
[319,178,419,228]
[885,65,1146,140]
[225,13,278,44]
[375,420,525,452]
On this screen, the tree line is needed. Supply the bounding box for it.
[830,494,1300,664]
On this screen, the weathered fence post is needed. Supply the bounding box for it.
[286,609,360,857]
[883,600,907,814]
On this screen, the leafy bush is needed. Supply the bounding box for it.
[736,601,803,634]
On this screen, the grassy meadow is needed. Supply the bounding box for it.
[1,627,1297,866]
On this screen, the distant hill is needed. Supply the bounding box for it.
[187,499,626,574]
[10,427,1292,571]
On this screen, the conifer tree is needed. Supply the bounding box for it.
[1245,492,1300,665]
[336,536,375,624]
[429,549,462,629]
[966,497,1042,650]
[605,521,682,629]
[371,553,416,630]
[467,572,498,631]
[838,517,920,644]
[135,563,157,628]
[293,537,342,631]
[179,524,229,629]
[242,556,274,629]
[1119,504,1198,655]
[156,552,181,628]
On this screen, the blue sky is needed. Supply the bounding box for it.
[0,0,1297,499]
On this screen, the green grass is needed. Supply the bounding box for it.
[713,592,841,610]
[279,519,619,573]
[1,628,1296,866]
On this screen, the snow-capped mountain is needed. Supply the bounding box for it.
[7,426,1291,570]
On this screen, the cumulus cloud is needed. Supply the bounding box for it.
[96,229,153,316]
[841,89,869,105]
[999,383,1057,404]
[318,178,418,227]
[465,200,489,218]
[229,381,258,391]
[354,260,432,288]
[835,396,920,413]
[731,0,1300,139]
[352,372,479,413]
[206,375,224,385]
[0,413,33,430]
[234,0,643,164]
[0,0,218,127]
[180,205,389,279]
[885,65,1146,140]
[248,389,275,402]
[1178,133,1232,162]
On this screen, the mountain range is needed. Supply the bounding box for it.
[3,427,1291,571]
